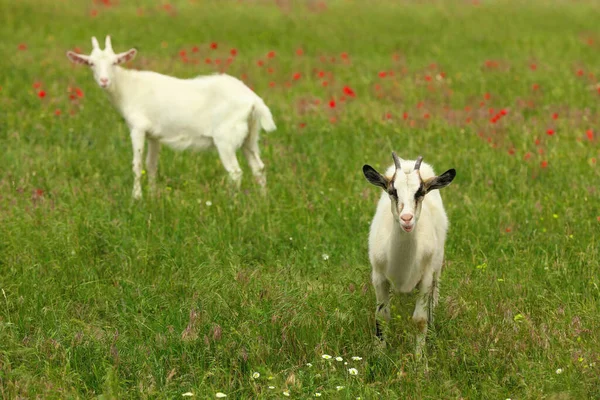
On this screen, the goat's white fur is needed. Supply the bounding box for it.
[66,36,276,199]
[364,155,455,359]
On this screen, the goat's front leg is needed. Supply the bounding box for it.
[145,137,160,195]
[413,272,433,360]
[372,271,391,343]
[130,128,146,200]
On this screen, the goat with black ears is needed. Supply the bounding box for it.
[363,152,456,358]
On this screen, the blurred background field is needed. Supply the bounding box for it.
[0,0,599,398]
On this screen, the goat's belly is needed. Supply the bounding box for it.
[386,266,421,293]
[158,133,214,151]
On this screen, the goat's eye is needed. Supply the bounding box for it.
[388,188,398,199]
[414,183,425,200]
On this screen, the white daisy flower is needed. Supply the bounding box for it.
[348,368,358,375]
[306,363,313,367]
[206,200,212,206]
[322,253,329,261]
[215,393,227,398]
[555,368,563,374]
[322,354,332,360]
[336,386,345,391]
[252,372,260,379]
[315,393,322,397]
[351,356,363,361]
[182,393,194,397]
[283,390,290,397]
[268,386,275,390]
[335,356,343,362]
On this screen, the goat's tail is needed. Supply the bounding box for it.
[252,101,277,133]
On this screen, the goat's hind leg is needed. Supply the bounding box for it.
[243,119,266,190]
[215,141,243,189]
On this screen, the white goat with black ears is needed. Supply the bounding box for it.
[66,36,276,199]
[362,152,456,358]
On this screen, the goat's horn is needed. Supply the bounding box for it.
[105,35,113,51]
[91,37,100,49]
[414,156,423,171]
[392,152,402,170]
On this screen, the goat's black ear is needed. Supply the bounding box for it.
[363,165,389,190]
[424,169,456,192]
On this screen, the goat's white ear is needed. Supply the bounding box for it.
[114,48,137,65]
[363,165,389,191]
[66,51,93,66]
[424,169,456,192]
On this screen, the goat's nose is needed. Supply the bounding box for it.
[400,214,413,222]
[100,78,108,83]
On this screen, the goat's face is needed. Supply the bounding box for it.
[66,36,137,89]
[363,153,456,234]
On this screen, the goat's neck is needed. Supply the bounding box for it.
[104,66,131,111]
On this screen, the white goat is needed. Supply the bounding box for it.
[66,36,276,199]
[362,152,456,358]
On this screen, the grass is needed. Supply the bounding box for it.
[1,0,599,398]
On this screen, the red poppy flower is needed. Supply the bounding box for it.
[90,9,98,17]
[192,46,199,53]
[37,90,46,98]
[75,88,84,98]
[329,100,336,108]
[179,50,187,57]
[546,129,554,136]
[403,112,408,120]
[340,52,348,60]
[541,160,548,168]
[296,48,303,56]
[18,43,27,51]
[342,86,355,97]
[269,82,275,87]
[586,129,594,140]
[524,152,532,160]
[205,58,212,64]
[378,71,387,78]
[257,60,264,67]
[230,48,237,56]
[210,42,218,49]
[267,51,276,58]
[54,109,61,116]
[33,82,42,89]
[530,63,537,70]
[292,72,301,80]
[552,113,558,120]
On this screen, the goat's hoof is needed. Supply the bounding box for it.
[374,337,387,349]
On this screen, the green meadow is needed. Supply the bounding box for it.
[1,0,599,398]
